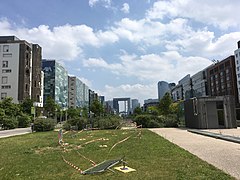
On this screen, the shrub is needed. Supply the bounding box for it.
[134,115,152,128]
[163,114,178,127]
[62,121,71,131]
[34,118,56,132]
[65,117,87,130]
[96,116,121,129]
[2,116,18,129]
[17,114,31,128]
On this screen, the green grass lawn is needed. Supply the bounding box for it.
[0,129,234,180]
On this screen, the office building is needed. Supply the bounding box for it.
[42,59,68,108]
[68,76,89,108]
[158,81,170,100]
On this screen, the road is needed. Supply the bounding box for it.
[0,127,32,138]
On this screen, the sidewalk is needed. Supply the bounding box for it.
[0,127,32,138]
[149,128,240,180]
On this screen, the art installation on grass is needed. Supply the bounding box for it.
[60,124,141,175]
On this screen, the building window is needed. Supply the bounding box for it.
[2,69,11,73]
[2,61,8,68]
[236,54,238,58]
[237,67,240,71]
[3,53,12,57]
[2,85,11,89]
[2,76,8,84]
[1,93,7,99]
[3,45,9,52]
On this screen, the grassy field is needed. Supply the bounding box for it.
[0,129,234,180]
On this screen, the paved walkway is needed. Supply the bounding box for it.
[149,128,240,180]
[0,127,32,138]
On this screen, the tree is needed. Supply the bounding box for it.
[169,101,184,121]
[20,98,33,116]
[90,99,104,117]
[159,92,172,115]
[67,107,81,119]
[0,97,21,117]
[147,106,159,115]
[44,96,58,118]
[133,107,142,115]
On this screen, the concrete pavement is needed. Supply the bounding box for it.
[149,128,240,180]
[0,127,32,138]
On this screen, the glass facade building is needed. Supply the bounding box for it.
[68,76,89,108]
[42,59,68,108]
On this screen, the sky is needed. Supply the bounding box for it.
[0,0,240,104]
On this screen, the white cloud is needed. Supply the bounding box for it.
[83,51,212,83]
[89,0,111,8]
[0,19,118,60]
[121,3,130,14]
[103,83,157,104]
[147,0,240,29]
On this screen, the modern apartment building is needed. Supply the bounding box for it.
[191,69,208,98]
[234,41,240,103]
[171,74,192,101]
[0,36,42,105]
[68,76,89,108]
[171,84,183,101]
[42,59,68,108]
[207,55,238,104]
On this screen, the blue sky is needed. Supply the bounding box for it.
[1,0,240,104]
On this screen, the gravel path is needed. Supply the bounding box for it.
[149,128,240,180]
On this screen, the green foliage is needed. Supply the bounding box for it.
[147,106,159,115]
[67,107,79,119]
[162,114,178,127]
[17,114,31,128]
[34,118,56,132]
[65,117,87,130]
[0,97,21,117]
[44,96,59,118]
[159,92,172,115]
[133,106,142,115]
[2,116,18,129]
[62,121,71,131]
[134,114,178,128]
[20,98,34,116]
[95,115,121,129]
[90,99,104,117]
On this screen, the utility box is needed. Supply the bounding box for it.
[184,96,237,129]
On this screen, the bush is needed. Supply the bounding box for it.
[34,118,56,132]
[2,116,18,129]
[64,117,87,130]
[17,114,31,128]
[163,114,178,127]
[95,116,121,129]
[134,114,178,128]
[62,121,71,131]
[134,115,152,128]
